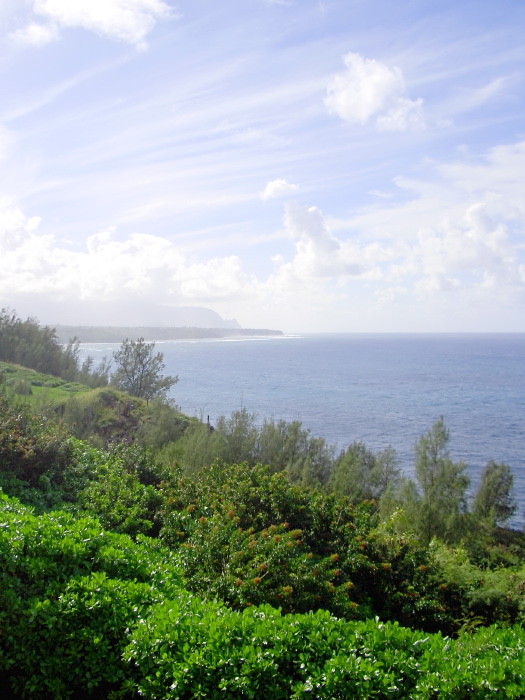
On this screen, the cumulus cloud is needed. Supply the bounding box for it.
[274,202,374,282]
[1,140,524,329]
[408,202,518,294]
[12,0,174,49]
[0,207,253,308]
[325,52,424,131]
[268,165,525,311]
[260,178,299,200]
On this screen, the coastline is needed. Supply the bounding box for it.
[55,326,284,343]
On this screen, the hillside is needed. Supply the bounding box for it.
[1,309,525,698]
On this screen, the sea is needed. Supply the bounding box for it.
[79,333,525,528]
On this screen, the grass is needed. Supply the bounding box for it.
[0,360,195,449]
[0,361,91,399]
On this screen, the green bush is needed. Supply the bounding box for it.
[0,395,73,505]
[158,463,452,631]
[126,601,525,699]
[0,493,183,698]
[1,491,524,699]
[429,540,525,628]
[6,377,33,394]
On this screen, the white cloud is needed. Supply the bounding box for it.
[13,0,174,49]
[1,140,524,330]
[0,206,254,306]
[325,52,424,131]
[9,22,59,47]
[260,178,299,200]
[272,202,373,283]
[407,201,519,294]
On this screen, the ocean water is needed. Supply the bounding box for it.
[80,334,525,527]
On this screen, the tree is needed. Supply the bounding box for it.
[0,307,64,376]
[413,417,470,544]
[215,408,259,465]
[328,442,400,502]
[380,419,470,544]
[112,338,177,403]
[473,460,517,526]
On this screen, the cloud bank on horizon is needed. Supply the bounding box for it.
[0,0,524,332]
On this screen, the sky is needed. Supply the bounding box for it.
[1,0,525,332]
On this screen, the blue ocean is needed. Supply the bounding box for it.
[81,334,525,528]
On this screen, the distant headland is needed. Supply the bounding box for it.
[29,302,283,342]
[54,326,284,343]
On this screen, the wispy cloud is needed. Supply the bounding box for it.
[9,21,59,48]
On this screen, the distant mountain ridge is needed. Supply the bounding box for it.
[14,301,241,329]
[55,326,284,343]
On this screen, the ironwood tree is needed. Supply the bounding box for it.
[112,337,177,403]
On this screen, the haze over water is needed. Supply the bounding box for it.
[81,333,525,528]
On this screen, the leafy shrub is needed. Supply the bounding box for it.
[429,540,525,628]
[0,493,183,698]
[126,601,525,699]
[158,463,452,631]
[6,377,33,394]
[0,395,73,505]
[1,492,524,699]
[63,441,165,536]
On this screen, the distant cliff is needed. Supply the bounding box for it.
[22,301,241,330]
[55,326,284,343]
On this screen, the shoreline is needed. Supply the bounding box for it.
[55,326,284,343]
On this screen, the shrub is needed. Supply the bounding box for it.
[126,602,525,699]
[158,463,452,630]
[7,377,33,394]
[0,395,73,505]
[0,493,183,698]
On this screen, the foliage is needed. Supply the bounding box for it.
[473,459,517,526]
[127,601,525,700]
[1,386,524,635]
[329,442,401,501]
[112,337,178,403]
[2,493,524,699]
[0,307,75,377]
[0,308,109,387]
[0,394,74,509]
[158,462,456,631]
[1,363,192,450]
[75,351,113,388]
[381,418,471,545]
[70,442,164,536]
[0,493,183,699]
[428,540,525,628]
[0,394,166,532]
[413,417,470,543]
[55,387,149,445]
[170,409,336,487]
[135,398,190,450]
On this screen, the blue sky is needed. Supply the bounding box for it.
[1,0,524,332]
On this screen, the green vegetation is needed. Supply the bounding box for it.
[112,336,178,402]
[0,308,524,698]
[1,493,524,699]
[0,308,111,387]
